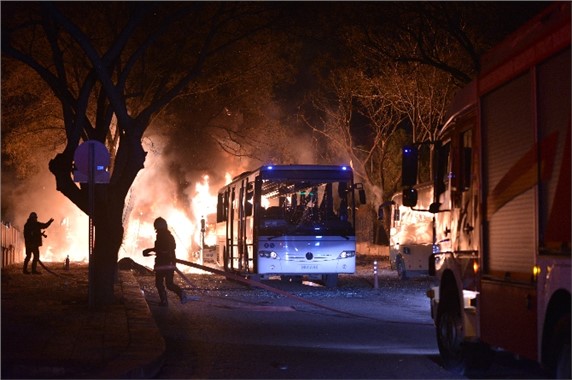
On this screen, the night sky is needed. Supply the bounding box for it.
[1,1,552,230]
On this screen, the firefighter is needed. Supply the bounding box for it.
[142,217,189,307]
[23,212,54,275]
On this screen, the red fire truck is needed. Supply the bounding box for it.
[400,3,570,376]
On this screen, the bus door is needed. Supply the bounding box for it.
[227,186,236,271]
[237,179,254,273]
[237,181,246,271]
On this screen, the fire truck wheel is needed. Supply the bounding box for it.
[550,314,571,379]
[436,302,465,373]
[436,299,493,375]
[396,256,407,280]
[555,342,571,379]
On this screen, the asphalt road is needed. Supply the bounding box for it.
[133,259,549,379]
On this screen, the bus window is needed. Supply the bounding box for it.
[245,182,254,216]
[217,193,224,223]
[257,179,353,236]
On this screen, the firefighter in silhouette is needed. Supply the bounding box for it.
[142,217,189,306]
[23,212,54,275]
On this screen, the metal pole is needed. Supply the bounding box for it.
[88,142,95,309]
[200,216,205,266]
[373,260,379,289]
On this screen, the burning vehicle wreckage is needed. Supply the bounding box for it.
[117,164,368,289]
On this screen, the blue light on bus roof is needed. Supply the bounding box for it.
[266,165,273,170]
[341,166,348,171]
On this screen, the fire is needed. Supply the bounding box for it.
[36,172,224,273]
[192,175,218,247]
[120,174,220,272]
[41,209,90,264]
[14,134,251,274]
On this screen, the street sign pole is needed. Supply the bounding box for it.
[88,143,95,309]
[73,140,110,310]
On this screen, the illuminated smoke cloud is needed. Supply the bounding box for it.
[120,133,250,272]
[2,104,318,270]
[2,170,89,264]
[2,134,247,270]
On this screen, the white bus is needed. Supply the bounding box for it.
[389,182,435,279]
[216,165,365,287]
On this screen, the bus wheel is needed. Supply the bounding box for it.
[281,275,302,284]
[396,256,407,280]
[322,274,338,288]
[436,301,465,373]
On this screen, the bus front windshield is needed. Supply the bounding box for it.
[258,179,354,237]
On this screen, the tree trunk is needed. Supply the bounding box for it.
[49,132,147,308]
[91,191,124,308]
[91,135,146,308]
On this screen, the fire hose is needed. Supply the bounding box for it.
[31,251,377,320]
[172,257,374,319]
[35,253,367,319]
[37,260,70,278]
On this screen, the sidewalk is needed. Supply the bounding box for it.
[1,262,164,379]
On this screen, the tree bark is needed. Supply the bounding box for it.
[49,131,147,308]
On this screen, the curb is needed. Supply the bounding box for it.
[95,270,166,379]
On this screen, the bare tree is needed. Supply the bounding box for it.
[2,2,282,307]
[1,60,65,178]
[301,67,404,205]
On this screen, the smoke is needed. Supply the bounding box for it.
[1,169,89,264]
[119,131,251,270]
[1,100,330,269]
[0,131,247,268]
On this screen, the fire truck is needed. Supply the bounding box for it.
[400,3,570,376]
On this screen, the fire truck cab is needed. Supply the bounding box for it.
[400,3,570,376]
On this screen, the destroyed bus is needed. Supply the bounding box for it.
[399,3,570,376]
[216,165,365,287]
